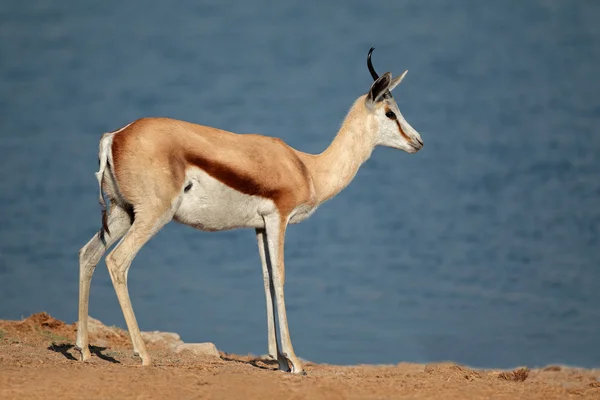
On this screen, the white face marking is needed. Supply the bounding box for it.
[374,98,423,154]
[367,72,423,153]
[173,167,277,231]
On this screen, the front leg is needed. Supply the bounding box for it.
[263,214,304,374]
[256,228,288,371]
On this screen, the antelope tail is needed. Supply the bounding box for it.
[95,135,111,235]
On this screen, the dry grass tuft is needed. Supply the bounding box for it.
[542,365,562,372]
[498,367,529,382]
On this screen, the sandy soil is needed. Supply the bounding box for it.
[0,313,598,399]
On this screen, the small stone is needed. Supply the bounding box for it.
[141,331,184,348]
[84,317,121,337]
[94,339,109,348]
[174,343,220,358]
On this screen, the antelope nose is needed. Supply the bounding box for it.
[414,137,424,148]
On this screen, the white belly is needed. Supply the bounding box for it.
[174,167,276,231]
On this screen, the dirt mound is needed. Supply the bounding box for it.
[424,362,482,381]
[0,312,76,343]
[26,312,67,330]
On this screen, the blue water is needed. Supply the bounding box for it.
[1,1,599,369]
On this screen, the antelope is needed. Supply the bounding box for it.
[75,48,424,375]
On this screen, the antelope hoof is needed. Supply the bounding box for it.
[74,345,91,362]
[133,351,152,366]
[140,353,152,366]
[290,364,306,375]
[281,353,304,375]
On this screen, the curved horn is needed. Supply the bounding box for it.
[367,47,379,81]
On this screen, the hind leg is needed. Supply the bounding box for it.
[105,205,175,366]
[75,204,132,361]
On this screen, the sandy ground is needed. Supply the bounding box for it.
[0,313,598,399]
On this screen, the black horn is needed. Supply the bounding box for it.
[367,47,392,99]
[367,47,379,81]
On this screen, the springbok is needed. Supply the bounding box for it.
[75,48,423,374]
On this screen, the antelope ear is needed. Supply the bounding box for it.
[367,72,392,106]
[388,70,407,92]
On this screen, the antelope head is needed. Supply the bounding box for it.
[365,48,423,153]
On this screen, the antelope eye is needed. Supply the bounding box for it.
[385,111,396,119]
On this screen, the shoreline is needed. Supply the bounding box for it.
[1,312,598,399]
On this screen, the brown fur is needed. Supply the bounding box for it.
[295,98,375,203]
[110,118,315,215]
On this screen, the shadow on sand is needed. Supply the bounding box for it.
[48,343,121,364]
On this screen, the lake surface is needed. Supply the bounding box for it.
[0,1,599,368]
